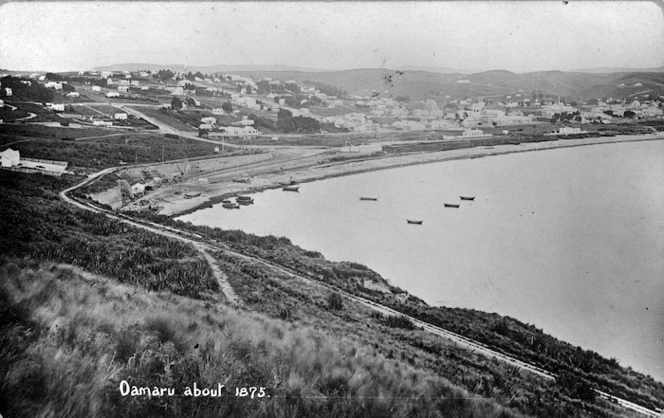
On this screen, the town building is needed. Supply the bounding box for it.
[462,129,486,137]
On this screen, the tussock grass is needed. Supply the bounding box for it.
[1,260,520,418]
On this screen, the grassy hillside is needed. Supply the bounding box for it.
[1,261,520,418]
[580,72,664,100]
[0,128,224,170]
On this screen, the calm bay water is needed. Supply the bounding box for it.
[179,140,664,381]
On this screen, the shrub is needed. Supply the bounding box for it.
[327,292,344,310]
[383,315,416,330]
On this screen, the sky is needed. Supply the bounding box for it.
[0,1,663,73]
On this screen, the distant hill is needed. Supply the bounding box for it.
[232,68,662,101]
[570,66,664,74]
[92,63,335,73]
[580,72,664,100]
[91,63,664,101]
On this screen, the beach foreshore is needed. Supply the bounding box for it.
[147,133,664,217]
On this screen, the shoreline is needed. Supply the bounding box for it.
[154,133,664,218]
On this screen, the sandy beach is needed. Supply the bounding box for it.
[144,133,664,217]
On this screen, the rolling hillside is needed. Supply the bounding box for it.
[90,63,664,101]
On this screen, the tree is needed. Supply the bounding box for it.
[277,109,295,133]
[155,69,174,81]
[624,110,636,118]
[171,97,183,110]
[45,72,64,81]
[222,101,233,113]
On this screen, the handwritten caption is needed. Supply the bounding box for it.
[119,380,269,399]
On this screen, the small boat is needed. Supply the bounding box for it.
[444,203,460,208]
[460,196,475,201]
[236,196,254,204]
[184,192,201,199]
[222,202,239,209]
[283,185,300,192]
[360,196,378,201]
[407,220,423,225]
[222,199,232,204]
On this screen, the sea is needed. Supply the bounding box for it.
[178,139,664,382]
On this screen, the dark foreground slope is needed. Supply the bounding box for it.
[1,261,516,418]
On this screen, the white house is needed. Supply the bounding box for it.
[0,99,4,108]
[1,149,20,167]
[106,92,120,98]
[114,113,128,120]
[45,82,63,90]
[558,127,583,135]
[49,104,65,112]
[354,124,379,133]
[131,183,146,196]
[117,86,129,93]
[201,116,216,124]
[106,78,114,85]
[91,85,101,92]
[199,123,213,131]
[67,92,80,98]
[93,121,113,127]
[130,80,140,86]
[462,129,486,137]
[214,126,259,136]
[4,88,11,97]
[212,108,225,115]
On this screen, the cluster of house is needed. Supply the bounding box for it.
[90,112,129,128]
[584,99,663,121]
[199,115,259,138]
[455,101,537,127]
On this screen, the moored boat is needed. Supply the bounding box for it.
[360,196,378,201]
[460,196,475,201]
[283,185,300,192]
[407,220,423,225]
[222,202,239,209]
[184,192,201,199]
[236,195,254,204]
[444,203,460,208]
